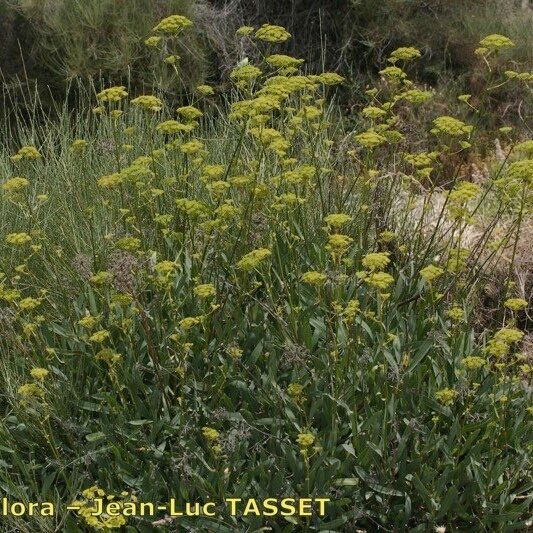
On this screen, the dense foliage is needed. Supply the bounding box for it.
[1,0,532,131]
[0,14,532,532]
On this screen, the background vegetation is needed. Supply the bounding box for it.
[1,1,532,126]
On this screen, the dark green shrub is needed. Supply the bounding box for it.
[2,0,207,93]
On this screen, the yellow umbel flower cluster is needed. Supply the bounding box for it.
[176,105,203,121]
[485,327,524,358]
[131,95,163,112]
[362,252,390,271]
[71,486,136,530]
[2,176,29,194]
[478,34,515,52]
[287,383,305,402]
[152,15,193,35]
[202,426,222,454]
[255,24,291,43]
[6,232,32,245]
[431,116,473,137]
[355,130,387,149]
[506,159,533,185]
[236,25,254,36]
[96,86,128,102]
[461,356,486,371]
[435,388,457,406]
[297,432,315,448]
[326,234,353,260]
[388,46,421,63]
[194,283,216,298]
[504,298,528,311]
[236,248,272,271]
[301,271,327,286]
[420,265,444,283]
[324,213,352,229]
[447,181,481,221]
[156,120,192,135]
[10,145,41,162]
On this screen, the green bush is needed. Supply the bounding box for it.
[2,0,206,95]
[0,13,532,533]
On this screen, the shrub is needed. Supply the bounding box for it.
[3,0,206,89]
[0,14,531,531]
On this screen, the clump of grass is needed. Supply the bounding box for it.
[0,16,532,531]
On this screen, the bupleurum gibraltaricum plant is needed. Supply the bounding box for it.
[0,13,532,532]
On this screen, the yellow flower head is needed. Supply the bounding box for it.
[179,316,202,330]
[115,237,141,252]
[88,329,110,344]
[435,388,457,406]
[514,140,533,158]
[266,54,304,69]
[236,26,254,36]
[96,348,122,365]
[71,139,89,152]
[326,233,353,258]
[431,116,473,137]
[379,66,407,81]
[17,382,43,398]
[144,35,162,47]
[97,172,123,189]
[255,24,291,43]
[362,252,390,271]
[361,271,395,291]
[493,327,524,344]
[342,299,360,322]
[316,72,345,85]
[131,95,163,112]
[287,383,304,399]
[78,315,99,329]
[11,146,41,161]
[6,232,32,245]
[420,265,444,283]
[176,105,203,121]
[237,248,272,271]
[230,65,262,82]
[175,198,209,218]
[296,432,315,448]
[355,130,387,149]
[194,283,216,298]
[154,260,177,277]
[362,106,387,119]
[164,54,179,64]
[180,139,204,155]
[202,426,220,441]
[227,346,243,360]
[156,120,192,135]
[504,298,528,311]
[2,176,29,193]
[446,307,465,322]
[96,86,128,103]
[301,271,327,286]
[400,89,433,104]
[30,367,49,380]
[152,15,193,35]
[461,356,486,371]
[479,34,515,52]
[506,159,533,185]
[196,84,215,96]
[324,213,352,229]
[388,46,421,63]
[18,297,41,311]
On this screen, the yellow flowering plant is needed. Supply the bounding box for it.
[0,15,530,532]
